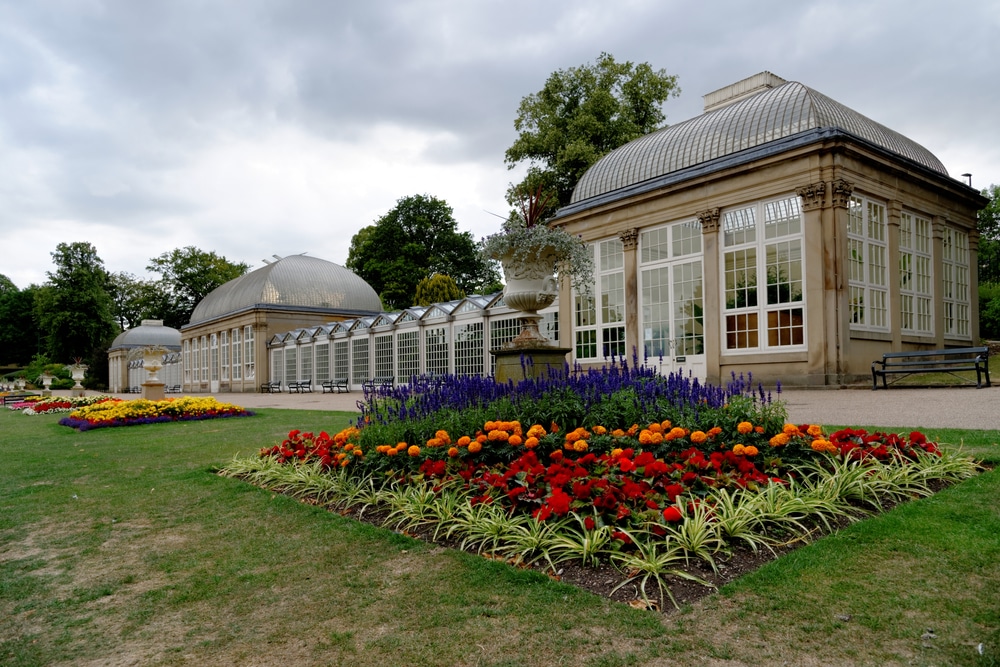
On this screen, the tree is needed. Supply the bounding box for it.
[146,247,250,328]
[505,52,680,208]
[0,276,40,366]
[107,271,176,330]
[34,242,118,383]
[977,184,1000,286]
[415,274,464,306]
[346,194,499,310]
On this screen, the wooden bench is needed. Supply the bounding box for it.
[871,346,991,390]
[2,393,37,405]
[362,377,394,392]
[288,379,312,393]
[321,378,349,393]
[260,381,282,393]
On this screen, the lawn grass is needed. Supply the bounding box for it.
[2,406,998,666]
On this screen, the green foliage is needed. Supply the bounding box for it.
[505,52,680,208]
[414,273,464,306]
[980,282,1000,339]
[0,279,39,366]
[347,194,499,310]
[146,246,250,328]
[106,271,176,330]
[978,184,1000,286]
[34,242,118,380]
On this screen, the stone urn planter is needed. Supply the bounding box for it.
[498,247,561,347]
[66,364,87,397]
[140,346,169,400]
[38,372,55,397]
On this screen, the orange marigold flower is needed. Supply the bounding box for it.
[627,424,639,436]
[426,437,442,448]
[527,424,547,438]
[648,422,663,433]
[592,425,607,435]
[810,439,833,453]
[435,430,451,444]
[508,434,523,447]
[737,421,754,434]
[755,426,765,434]
[668,427,686,440]
[468,441,482,454]
[407,445,421,457]
[660,420,672,430]
[385,447,398,457]
[550,421,560,433]
[447,446,459,458]
[610,447,623,457]
[783,423,800,435]
[690,430,708,444]
[524,436,539,449]
[733,444,745,455]
[769,433,790,447]
[457,436,471,447]
[353,449,363,458]
[650,432,664,445]
[565,431,581,443]
[743,445,758,456]
[806,424,824,438]
[708,426,722,436]
[484,421,497,432]
[476,434,488,444]
[488,429,509,442]
[611,428,626,438]
[638,430,653,445]
[573,440,588,452]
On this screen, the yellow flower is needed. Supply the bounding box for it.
[573,440,588,452]
[769,433,790,447]
[733,444,745,455]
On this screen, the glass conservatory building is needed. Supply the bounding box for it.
[548,72,986,386]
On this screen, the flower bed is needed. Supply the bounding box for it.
[225,364,978,609]
[59,396,254,431]
[9,395,118,415]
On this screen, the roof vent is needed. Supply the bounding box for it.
[703,71,788,113]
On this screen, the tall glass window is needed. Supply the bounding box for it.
[210,334,219,382]
[220,331,229,381]
[351,338,369,384]
[231,328,242,381]
[454,322,484,377]
[396,330,420,381]
[899,213,933,335]
[640,221,704,360]
[314,342,330,382]
[374,334,393,380]
[425,326,449,376]
[244,326,255,380]
[576,238,625,361]
[333,340,349,381]
[942,227,971,337]
[847,196,888,331]
[723,195,805,351]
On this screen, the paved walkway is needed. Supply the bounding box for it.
[53,383,1000,431]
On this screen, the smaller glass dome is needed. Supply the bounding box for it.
[188,254,381,325]
[109,320,182,350]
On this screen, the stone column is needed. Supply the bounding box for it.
[697,208,721,385]
[932,217,947,347]
[828,179,855,383]
[796,181,828,383]
[620,228,640,361]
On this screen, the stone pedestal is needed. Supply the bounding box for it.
[142,382,166,401]
[492,346,571,384]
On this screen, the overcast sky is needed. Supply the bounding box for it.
[3,0,999,291]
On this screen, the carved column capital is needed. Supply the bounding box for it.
[796,181,826,211]
[829,179,855,208]
[696,208,720,233]
[619,228,639,250]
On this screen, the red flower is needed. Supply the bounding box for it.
[662,506,683,522]
[584,516,596,530]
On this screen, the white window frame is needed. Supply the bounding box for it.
[847,196,889,332]
[942,226,971,338]
[575,238,625,362]
[899,212,933,335]
[721,195,807,353]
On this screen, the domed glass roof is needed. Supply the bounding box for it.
[188,254,381,325]
[109,320,182,350]
[569,79,947,206]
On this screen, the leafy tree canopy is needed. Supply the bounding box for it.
[415,273,464,307]
[346,194,499,310]
[505,52,679,209]
[0,282,39,366]
[107,271,177,330]
[35,242,118,375]
[978,184,1000,286]
[147,247,250,328]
